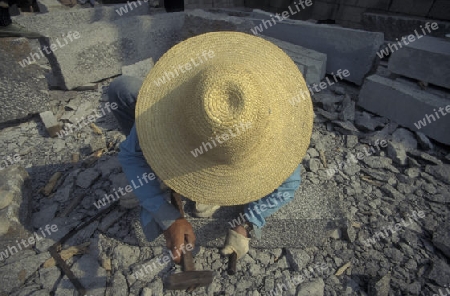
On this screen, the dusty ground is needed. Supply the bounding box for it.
[0,71,449,296]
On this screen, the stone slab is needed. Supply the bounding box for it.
[261,36,327,85]
[247,13,384,85]
[122,57,154,79]
[310,1,338,20]
[389,0,434,17]
[388,36,450,90]
[0,252,51,294]
[0,39,50,123]
[15,4,152,33]
[429,0,450,21]
[362,12,450,41]
[0,166,32,257]
[17,13,185,90]
[358,74,450,145]
[181,9,255,40]
[39,111,61,138]
[36,0,66,13]
[135,182,346,248]
[182,9,327,84]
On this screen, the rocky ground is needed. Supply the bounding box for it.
[0,5,449,295]
[0,68,449,296]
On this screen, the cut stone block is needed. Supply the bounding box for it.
[346,0,390,10]
[181,9,254,40]
[183,10,327,84]
[0,166,32,257]
[135,182,346,248]
[248,14,384,85]
[17,13,185,90]
[122,58,154,79]
[0,39,51,124]
[362,12,450,41]
[388,36,450,90]
[39,111,62,138]
[36,0,65,13]
[358,74,450,145]
[310,1,337,20]
[335,5,366,24]
[15,5,152,34]
[0,252,51,294]
[389,0,434,17]
[261,36,327,85]
[428,0,450,21]
[185,0,213,9]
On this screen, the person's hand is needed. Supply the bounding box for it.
[163,218,196,264]
[221,225,250,260]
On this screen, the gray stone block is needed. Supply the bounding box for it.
[262,36,327,85]
[247,16,384,85]
[39,111,61,138]
[36,0,66,13]
[181,9,254,40]
[18,13,184,90]
[358,74,450,145]
[0,39,50,123]
[0,166,32,257]
[347,0,390,10]
[311,1,338,20]
[428,0,450,21]
[122,58,154,79]
[188,9,382,84]
[15,4,151,33]
[335,5,366,23]
[389,0,434,17]
[362,12,450,41]
[135,182,346,248]
[185,0,213,9]
[388,36,450,90]
[213,0,244,7]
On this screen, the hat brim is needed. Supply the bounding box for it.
[136,32,313,206]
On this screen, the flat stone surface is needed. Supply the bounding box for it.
[427,259,450,287]
[248,13,384,85]
[122,58,154,79]
[358,75,450,145]
[36,0,66,12]
[362,12,450,41]
[0,165,33,254]
[0,252,51,294]
[16,13,185,90]
[297,278,325,296]
[39,111,61,138]
[0,39,51,123]
[15,5,153,33]
[136,182,346,248]
[55,254,107,295]
[76,168,101,189]
[432,222,450,258]
[261,36,327,85]
[425,164,450,185]
[388,36,450,90]
[181,9,255,40]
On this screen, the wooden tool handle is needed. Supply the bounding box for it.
[182,247,196,272]
[227,252,237,275]
[170,192,185,217]
[170,191,196,272]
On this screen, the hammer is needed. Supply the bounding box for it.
[164,192,214,291]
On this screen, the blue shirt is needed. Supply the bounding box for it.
[118,124,302,241]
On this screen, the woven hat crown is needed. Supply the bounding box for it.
[182,62,268,164]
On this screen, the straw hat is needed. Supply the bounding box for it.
[136,31,313,206]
